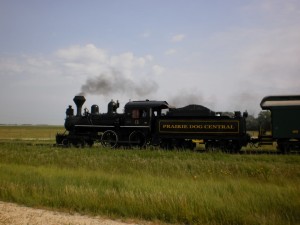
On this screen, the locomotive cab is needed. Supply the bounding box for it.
[120,100,172,147]
[124,100,171,126]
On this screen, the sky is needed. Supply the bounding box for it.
[0,0,299,125]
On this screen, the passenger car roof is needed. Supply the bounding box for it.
[260,95,300,109]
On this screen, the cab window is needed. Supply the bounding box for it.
[132,109,148,119]
[132,109,140,119]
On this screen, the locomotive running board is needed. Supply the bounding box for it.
[75,125,150,128]
[75,125,114,128]
[120,126,150,128]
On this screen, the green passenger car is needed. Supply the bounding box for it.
[260,95,300,151]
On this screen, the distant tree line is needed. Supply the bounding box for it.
[246,111,271,131]
[221,110,271,131]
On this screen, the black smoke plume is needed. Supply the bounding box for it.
[80,70,158,97]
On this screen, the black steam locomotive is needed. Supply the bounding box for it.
[56,95,250,152]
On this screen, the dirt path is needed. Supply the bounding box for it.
[0,201,138,225]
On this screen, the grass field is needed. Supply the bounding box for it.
[0,125,65,140]
[0,126,299,225]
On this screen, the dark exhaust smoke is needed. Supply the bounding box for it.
[80,70,158,97]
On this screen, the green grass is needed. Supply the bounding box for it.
[0,141,299,225]
[0,126,299,224]
[0,125,64,140]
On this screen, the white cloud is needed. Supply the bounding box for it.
[140,31,150,38]
[191,24,300,113]
[145,55,153,61]
[110,52,148,76]
[50,45,156,79]
[171,34,186,42]
[56,44,107,63]
[259,0,300,14]
[155,22,300,114]
[0,44,162,124]
[152,65,165,75]
[165,49,177,55]
[0,45,159,84]
[237,26,300,93]
[241,0,300,26]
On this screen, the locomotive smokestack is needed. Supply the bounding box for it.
[73,96,86,116]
